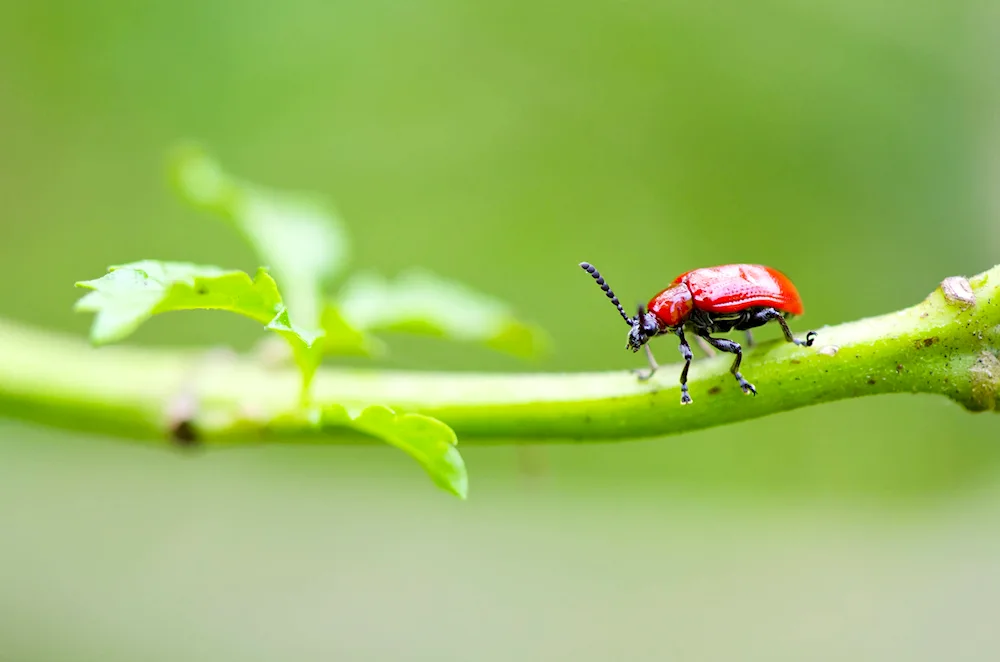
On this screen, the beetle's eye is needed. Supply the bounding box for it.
[641,315,659,335]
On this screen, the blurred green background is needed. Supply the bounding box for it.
[2,1,1000,659]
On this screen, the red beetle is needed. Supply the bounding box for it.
[580,262,816,404]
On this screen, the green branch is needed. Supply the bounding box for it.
[2,265,998,451]
[34,145,1000,499]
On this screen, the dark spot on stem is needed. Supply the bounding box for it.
[866,378,876,385]
[790,358,801,365]
[197,287,208,295]
[896,364,904,373]
[914,337,939,349]
[171,420,200,447]
[707,386,721,395]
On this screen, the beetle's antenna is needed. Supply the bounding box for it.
[579,262,633,325]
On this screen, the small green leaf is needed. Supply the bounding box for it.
[319,304,386,357]
[75,261,280,343]
[323,404,467,499]
[74,262,323,391]
[334,268,548,358]
[244,303,383,369]
[266,308,326,397]
[169,143,350,328]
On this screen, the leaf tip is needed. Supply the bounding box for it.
[346,406,468,500]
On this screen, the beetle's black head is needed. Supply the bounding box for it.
[626,306,660,352]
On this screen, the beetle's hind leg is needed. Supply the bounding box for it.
[743,308,817,347]
[697,331,756,396]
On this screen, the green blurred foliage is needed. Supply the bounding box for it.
[1,0,999,659]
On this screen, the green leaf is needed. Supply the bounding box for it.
[319,304,386,358]
[168,143,350,328]
[74,262,323,385]
[333,268,549,358]
[323,404,467,499]
[265,308,326,398]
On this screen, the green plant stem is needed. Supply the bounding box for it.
[2,266,999,447]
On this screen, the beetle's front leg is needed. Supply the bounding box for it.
[632,344,659,381]
[676,328,694,404]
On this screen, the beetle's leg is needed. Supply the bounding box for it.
[744,308,817,347]
[698,332,755,396]
[632,344,659,381]
[694,335,716,357]
[744,330,755,348]
[676,328,694,404]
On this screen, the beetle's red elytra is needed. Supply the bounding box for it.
[579,262,816,404]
